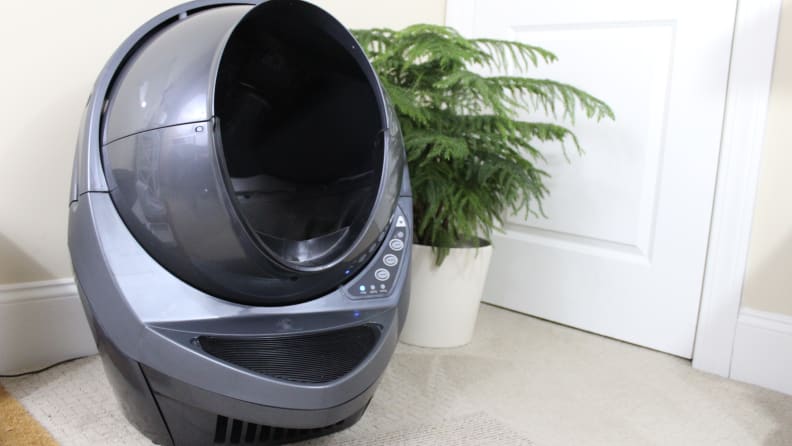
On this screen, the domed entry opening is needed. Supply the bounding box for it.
[215,0,385,269]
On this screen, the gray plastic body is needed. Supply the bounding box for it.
[91,0,404,305]
[68,1,412,445]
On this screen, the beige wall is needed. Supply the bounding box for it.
[311,0,445,29]
[0,0,184,283]
[0,0,445,285]
[742,0,792,316]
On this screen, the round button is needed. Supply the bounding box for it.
[374,268,390,281]
[383,254,398,267]
[389,239,404,251]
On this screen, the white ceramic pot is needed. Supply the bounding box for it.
[400,242,493,348]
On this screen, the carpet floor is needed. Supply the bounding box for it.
[2,304,791,445]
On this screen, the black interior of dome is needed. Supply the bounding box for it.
[214,1,384,268]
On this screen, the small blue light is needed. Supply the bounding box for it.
[344,269,351,275]
[353,311,361,318]
[359,285,366,292]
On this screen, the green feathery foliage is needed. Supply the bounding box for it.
[352,25,614,265]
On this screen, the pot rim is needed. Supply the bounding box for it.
[413,237,492,250]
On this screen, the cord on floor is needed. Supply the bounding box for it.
[0,356,91,378]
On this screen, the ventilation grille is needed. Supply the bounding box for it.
[198,324,380,384]
[213,415,351,445]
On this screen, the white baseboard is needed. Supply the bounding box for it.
[730,307,792,396]
[0,278,97,375]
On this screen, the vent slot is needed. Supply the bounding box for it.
[245,423,257,442]
[213,415,353,445]
[198,324,380,384]
[214,415,229,443]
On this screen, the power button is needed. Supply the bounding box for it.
[383,254,398,267]
[374,268,390,281]
[388,239,404,251]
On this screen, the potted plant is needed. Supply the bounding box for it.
[353,25,613,347]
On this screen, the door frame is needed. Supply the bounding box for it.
[446,0,783,376]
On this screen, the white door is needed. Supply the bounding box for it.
[447,0,737,357]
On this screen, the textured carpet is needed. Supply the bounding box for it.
[0,383,56,446]
[2,304,792,445]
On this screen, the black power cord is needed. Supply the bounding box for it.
[0,356,91,378]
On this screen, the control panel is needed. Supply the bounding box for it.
[345,211,409,299]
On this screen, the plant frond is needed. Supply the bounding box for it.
[472,38,557,71]
[351,24,614,265]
